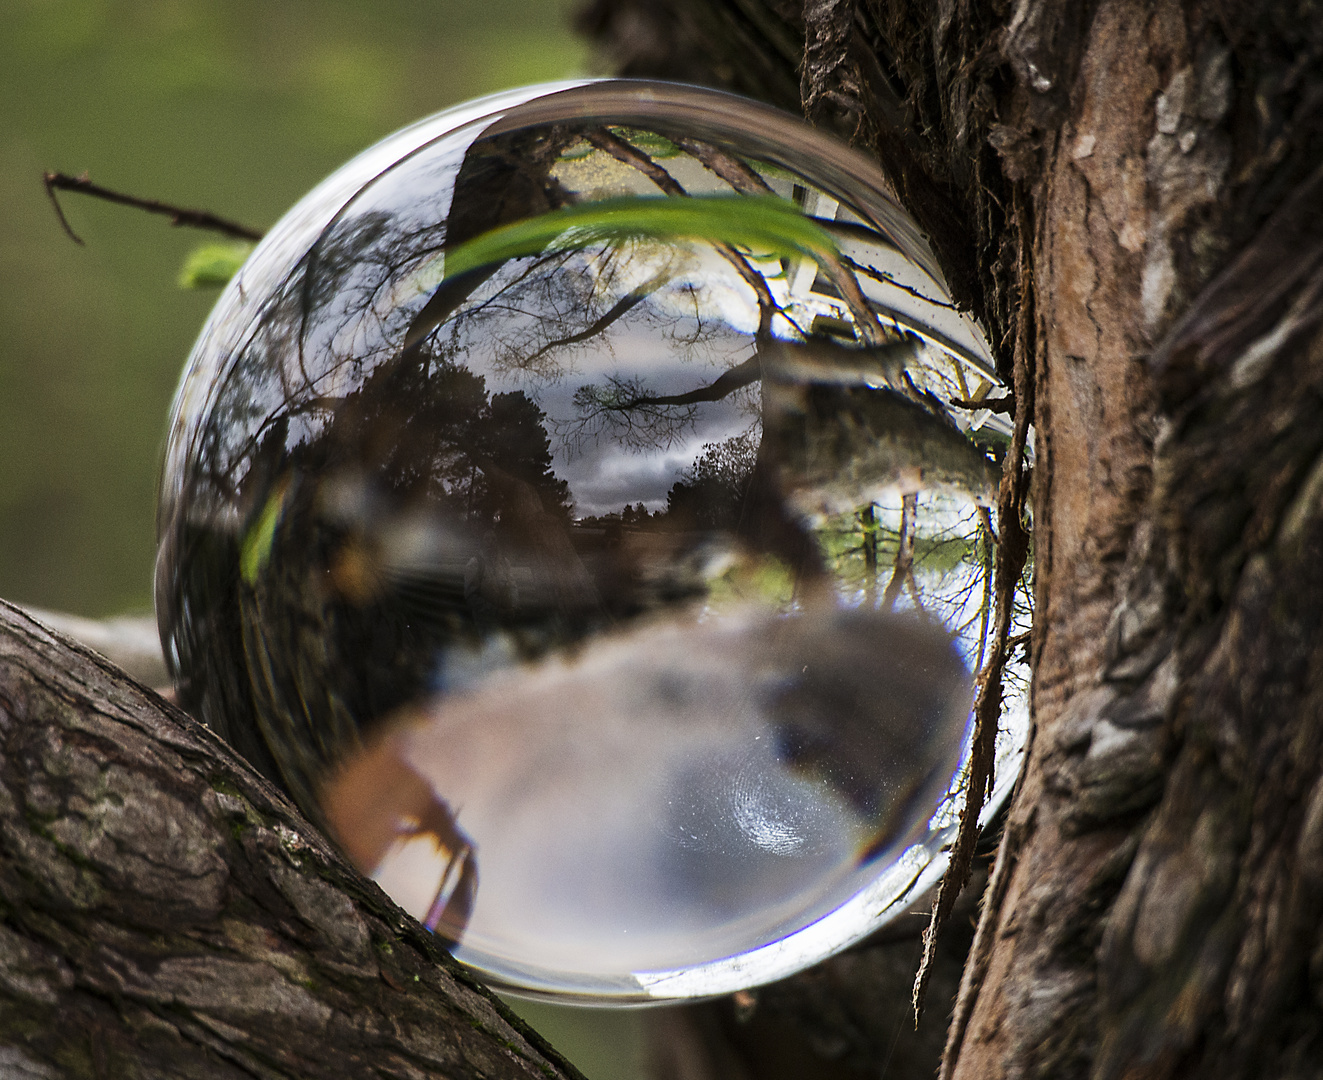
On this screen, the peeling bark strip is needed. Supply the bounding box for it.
[912,231,1035,1022]
[0,601,584,1080]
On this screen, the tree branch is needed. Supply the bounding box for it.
[43,171,264,246]
[583,128,783,338]
[0,599,584,1080]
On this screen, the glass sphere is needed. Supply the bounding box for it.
[157,80,1023,1002]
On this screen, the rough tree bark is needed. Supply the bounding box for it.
[0,601,584,1080]
[580,0,1323,1077]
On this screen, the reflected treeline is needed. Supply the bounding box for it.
[579,432,757,534]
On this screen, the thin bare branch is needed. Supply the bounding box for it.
[523,288,649,365]
[842,254,960,310]
[882,492,918,610]
[584,128,782,339]
[43,171,264,246]
[950,395,1014,414]
[617,353,762,408]
[674,137,776,195]
[566,355,762,450]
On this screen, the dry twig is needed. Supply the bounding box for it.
[43,170,264,246]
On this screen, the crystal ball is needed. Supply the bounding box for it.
[156,80,1015,1002]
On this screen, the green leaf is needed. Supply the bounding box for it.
[178,241,254,289]
[239,483,287,585]
[439,194,839,283]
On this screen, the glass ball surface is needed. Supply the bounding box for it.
[157,80,1022,1002]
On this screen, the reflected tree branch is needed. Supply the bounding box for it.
[520,285,650,365]
[568,376,701,451]
[861,503,879,607]
[645,140,894,351]
[566,353,762,452]
[584,128,782,339]
[674,137,776,196]
[882,491,917,610]
[949,395,1013,414]
[614,353,762,408]
[841,253,959,311]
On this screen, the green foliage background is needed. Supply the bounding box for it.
[0,0,589,618]
[0,4,651,1075]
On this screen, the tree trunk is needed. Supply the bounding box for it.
[0,600,584,1080]
[582,0,1323,1077]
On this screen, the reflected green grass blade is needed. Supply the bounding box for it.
[440,194,838,280]
[240,484,286,585]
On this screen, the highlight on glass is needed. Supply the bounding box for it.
[156,80,1030,1003]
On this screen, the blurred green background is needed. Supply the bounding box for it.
[0,2,648,1075]
[0,0,592,618]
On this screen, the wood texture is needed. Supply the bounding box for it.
[0,600,584,1080]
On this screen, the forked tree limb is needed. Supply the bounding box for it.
[0,599,584,1080]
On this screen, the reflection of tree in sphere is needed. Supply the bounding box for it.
[157,80,1028,1003]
